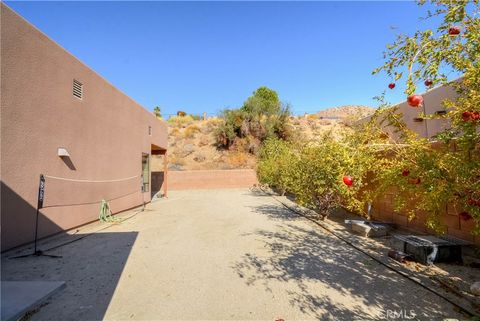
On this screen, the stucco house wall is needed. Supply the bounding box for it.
[1,4,168,251]
[359,82,458,140]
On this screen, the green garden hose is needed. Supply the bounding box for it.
[99,199,121,223]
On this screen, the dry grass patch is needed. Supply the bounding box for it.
[168,115,194,128]
[226,151,250,168]
[184,125,200,138]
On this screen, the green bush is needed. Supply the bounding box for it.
[257,138,298,194]
[258,137,347,219]
[257,129,381,219]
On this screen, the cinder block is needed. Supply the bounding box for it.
[351,221,391,238]
[391,235,462,264]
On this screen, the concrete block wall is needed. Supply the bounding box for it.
[371,193,480,245]
[168,169,258,190]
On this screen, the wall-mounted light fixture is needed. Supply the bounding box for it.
[57,147,70,157]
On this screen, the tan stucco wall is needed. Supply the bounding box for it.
[1,4,168,251]
[359,81,458,140]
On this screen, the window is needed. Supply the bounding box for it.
[141,154,150,193]
[148,126,152,136]
[73,79,83,99]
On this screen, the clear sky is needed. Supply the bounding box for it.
[6,1,443,116]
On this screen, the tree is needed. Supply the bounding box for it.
[370,0,480,233]
[153,106,162,119]
[257,1,480,233]
[241,86,282,116]
[215,86,291,149]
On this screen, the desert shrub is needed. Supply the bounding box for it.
[169,127,181,137]
[230,137,249,153]
[184,125,200,138]
[177,111,187,117]
[227,151,250,168]
[205,117,223,127]
[168,115,194,127]
[189,114,202,121]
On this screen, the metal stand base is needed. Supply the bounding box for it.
[10,250,62,259]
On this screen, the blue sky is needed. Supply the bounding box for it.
[6,1,442,116]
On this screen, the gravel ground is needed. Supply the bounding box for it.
[2,189,469,320]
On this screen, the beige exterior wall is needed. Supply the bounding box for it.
[1,4,168,251]
[359,81,458,139]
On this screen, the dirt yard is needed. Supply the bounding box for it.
[1,189,469,320]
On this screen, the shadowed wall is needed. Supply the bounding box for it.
[0,3,168,251]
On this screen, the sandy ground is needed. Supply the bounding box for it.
[2,189,468,321]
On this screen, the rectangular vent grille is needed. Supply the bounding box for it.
[73,79,83,99]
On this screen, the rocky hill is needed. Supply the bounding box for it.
[314,105,375,119]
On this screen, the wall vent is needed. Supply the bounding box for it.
[73,79,83,99]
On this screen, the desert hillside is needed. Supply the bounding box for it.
[165,106,375,171]
[314,105,375,119]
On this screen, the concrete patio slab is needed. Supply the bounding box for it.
[1,281,65,321]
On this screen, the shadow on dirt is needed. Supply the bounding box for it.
[233,202,464,321]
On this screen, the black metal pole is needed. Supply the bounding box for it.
[10,174,61,259]
[33,174,45,253]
